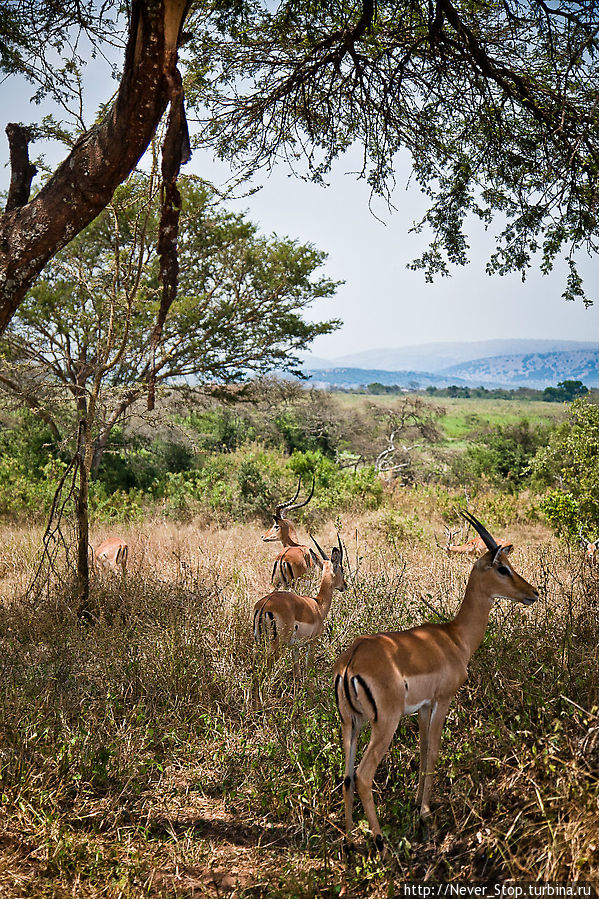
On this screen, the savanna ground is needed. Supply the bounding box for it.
[1,476,598,897]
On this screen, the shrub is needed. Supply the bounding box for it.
[531,397,599,535]
[455,419,552,491]
[0,458,66,518]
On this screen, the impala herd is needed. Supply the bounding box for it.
[92,482,593,852]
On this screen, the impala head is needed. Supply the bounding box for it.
[310,534,347,592]
[262,477,315,541]
[443,526,459,554]
[462,511,538,606]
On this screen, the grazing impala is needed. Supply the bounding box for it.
[335,511,537,850]
[93,537,128,575]
[262,478,317,586]
[445,526,511,556]
[254,535,347,675]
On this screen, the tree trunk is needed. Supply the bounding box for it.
[0,0,190,333]
[75,421,91,619]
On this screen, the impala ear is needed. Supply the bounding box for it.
[310,548,322,568]
[493,545,513,564]
[331,546,341,569]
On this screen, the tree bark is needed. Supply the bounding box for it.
[0,0,190,333]
[5,124,37,213]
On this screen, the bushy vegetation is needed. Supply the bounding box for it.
[451,419,552,491]
[2,386,599,894]
[0,515,597,895]
[532,397,599,538]
[0,386,590,538]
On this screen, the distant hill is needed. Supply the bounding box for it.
[303,367,470,389]
[302,339,599,373]
[440,349,599,388]
[300,347,599,389]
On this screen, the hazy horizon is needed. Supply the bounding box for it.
[301,336,599,361]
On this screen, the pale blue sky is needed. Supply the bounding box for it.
[2,48,598,360]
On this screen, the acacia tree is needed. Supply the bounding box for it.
[0,173,340,475]
[198,0,599,304]
[4,1,599,334]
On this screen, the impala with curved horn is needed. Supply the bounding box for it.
[93,537,128,575]
[262,478,317,586]
[335,511,538,850]
[254,534,347,676]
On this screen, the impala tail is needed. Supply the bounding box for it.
[271,557,294,587]
[335,643,378,725]
[253,602,278,643]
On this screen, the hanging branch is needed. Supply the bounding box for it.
[148,48,191,411]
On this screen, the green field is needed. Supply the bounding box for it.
[333,392,568,440]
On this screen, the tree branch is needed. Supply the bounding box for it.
[4,123,37,213]
[0,0,190,333]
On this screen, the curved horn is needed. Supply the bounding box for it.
[274,478,302,518]
[310,534,329,561]
[286,476,315,514]
[337,532,343,562]
[460,510,499,554]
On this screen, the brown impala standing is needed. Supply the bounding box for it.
[254,535,347,676]
[262,478,317,586]
[335,511,538,851]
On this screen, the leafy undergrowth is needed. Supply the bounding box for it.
[0,525,597,897]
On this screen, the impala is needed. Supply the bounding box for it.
[262,478,317,586]
[579,529,599,561]
[335,511,537,850]
[254,534,347,676]
[445,526,510,556]
[93,537,128,575]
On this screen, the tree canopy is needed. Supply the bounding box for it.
[195,0,599,303]
[0,174,339,470]
[2,0,599,333]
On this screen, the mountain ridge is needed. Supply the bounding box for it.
[301,346,599,389]
[303,339,599,374]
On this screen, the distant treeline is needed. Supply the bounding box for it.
[359,380,592,402]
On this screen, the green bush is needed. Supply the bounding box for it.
[454,419,552,491]
[539,491,581,539]
[531,397,599,535]
[0,457,67,518]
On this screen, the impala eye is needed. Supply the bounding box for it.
[497,565,510,576]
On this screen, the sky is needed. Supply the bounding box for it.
[1,41,598,361]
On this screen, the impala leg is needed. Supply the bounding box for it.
[305,641,313,673]
[291,645,301,680]
[342,714,363,837]
[416,704,432,807]
[419,699,450,820]
[355,713,402,849]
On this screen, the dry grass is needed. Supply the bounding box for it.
[0,499,598,896]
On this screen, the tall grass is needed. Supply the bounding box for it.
[0,512,597,896]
